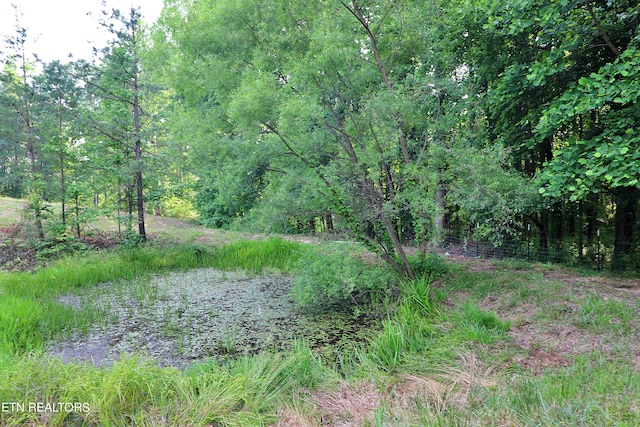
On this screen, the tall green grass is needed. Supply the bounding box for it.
[210,237,304,274]
[0,343,333,427]
[1,238,302,298]
[0,296,76,355]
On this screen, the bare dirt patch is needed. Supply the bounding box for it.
[445,254,640,375]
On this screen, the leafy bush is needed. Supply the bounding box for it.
[407,253,449,279]
[292,246,398,307]
[161,195,199,220]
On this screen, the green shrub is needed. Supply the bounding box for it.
[407,253,449,279]
[292,246,398,307]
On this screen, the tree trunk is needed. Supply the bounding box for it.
[75,192,81,238]
[59,107,66,226]
[553,206,564,257]
[578,201,584,259]
[19,39,44,239]
[434,188,446,242]
[612,187,639,271]
[325,212,334,233]
[585,193,598,246]
[133,25,146,242]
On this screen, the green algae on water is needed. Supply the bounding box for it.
[49,268,376,368]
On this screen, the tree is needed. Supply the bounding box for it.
[83,5,151,240]
[0,7,45,238]
[153,0,495,277]
[34,61,82,229]
[464,0,639,266]
[537,46,640,269]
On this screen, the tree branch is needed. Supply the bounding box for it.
[586,2,620,59]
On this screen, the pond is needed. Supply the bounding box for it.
[49,268,376,368]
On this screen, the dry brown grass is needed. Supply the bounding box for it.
[272,354,498,427]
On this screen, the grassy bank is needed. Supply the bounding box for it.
[0,238,639,426]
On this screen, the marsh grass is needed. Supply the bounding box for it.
[0,344,334,427]
[0,296,73,355]
[210,237,304,274]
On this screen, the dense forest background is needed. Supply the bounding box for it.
[1,0,639,275]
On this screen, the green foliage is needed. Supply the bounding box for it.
[210,238,304,274]
[160,195,198,220]
[455,300,511,344]
[33,236,87,262]
[292,246,398,307]
[537,47,640,201]
[193,138,273,228]
[407,253,449,280]
[234,170,330,234]
[444,143,539,245]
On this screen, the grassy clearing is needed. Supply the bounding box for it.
[0,197,25,226]
[0,236,639,426]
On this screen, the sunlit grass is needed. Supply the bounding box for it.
[0,196,26,226]
[210,237,304,274]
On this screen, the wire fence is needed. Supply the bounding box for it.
[439,228,608,271]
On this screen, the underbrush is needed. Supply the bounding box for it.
[291,244,398,308]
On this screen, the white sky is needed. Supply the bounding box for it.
[0,0,164,63]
